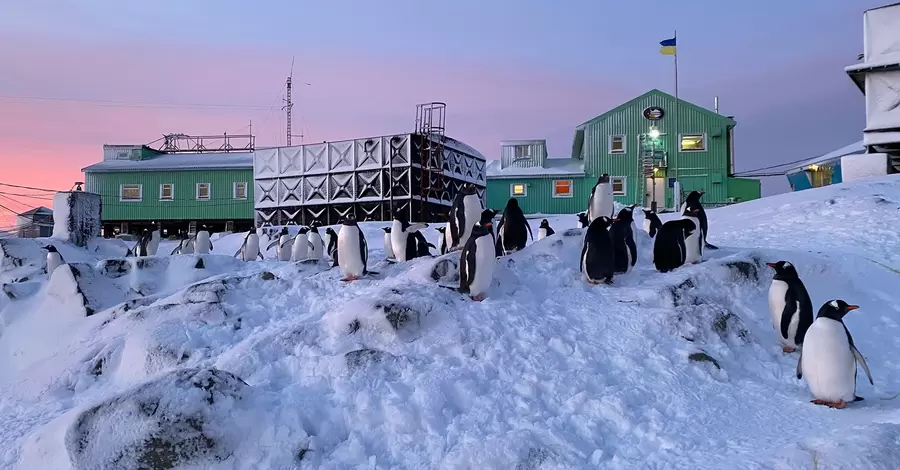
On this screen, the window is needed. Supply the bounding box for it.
[120,184,142,201]
[510,183,527,197]
[609,135,626,153]
[159,183,174,201]
[196,183,210,200]
[513,145,531,159]
[611,177,626,196]
[680,134,706,151]
[552,179,573,198]
[233,182,248,200]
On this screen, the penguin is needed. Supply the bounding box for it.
[680,190,717,250]
[797,300,874,409]
[446,183,484,251]
[234,231,264,261]
[413,231,436,258]
[642,209,662,238]
[308,224,324,260]
[135,229,150,257]
[538,219,555,241]
[653,218,696,273]
[459,221,496,301]
[147,223,161,256]
[336,216,369,281]
[435,227,448,255]
[325,227,339,265]
[766,261,814,353]
[586,174,614,222]
[495,198,533,256]
[194,225,213,254]
[576,212,590,228]
[171,231,194,255]
[264,227,292,261]
[44,245,64,275]
[610,208,638,274]
[680,206,703,265]
[478,208,500,248]
[291,226,314,261]
[381,227,395,259]
[390,215,429,262]
[580,216,616,285]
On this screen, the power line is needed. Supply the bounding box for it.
[0,182,60,192]
[733,157,817,176]
[0,94,271,110]
[0,190,55,199]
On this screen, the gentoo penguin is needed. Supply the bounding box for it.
[171,231,194,255]
[194,225,213,254]
[44,245,64,275]
[446,183,484,251]
[264,227,292,261]
[653,218,696,273]
[538,219,555,240]
[495,198,532,256]
[435,227,448,255]
[798,300,874,409]
[135,229,150,257]
[767,261,814,353]
[680,190,717,250]
[586,174,614,222]
[336,216,369,281]
[381,227,395,259]
[147,223,161,256]
[325,227,339,265]
[391,215,428,263]
[576,212,590,228]
[291,226,314,261]
[234,231,263,261]
[680,206,703,265]
[478,208,500,248]
[580,216,616,285]
[610,208,638,274]
[459,221,496,301]
[413,231,436,258]
[642,209,662,238]
[308,224,324,260]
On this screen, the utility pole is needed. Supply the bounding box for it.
[283,76,293,147]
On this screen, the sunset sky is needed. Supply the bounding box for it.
[0,0,878,226]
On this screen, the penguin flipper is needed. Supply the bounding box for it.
[851,344,875,385]
[233,248,243,258]
[780,291,799,340]
[796,348,803,380]
[266,240,279,250]
[704,242,719,250]
[170,245,180,256]
[257,252,265,260]
[626,234,638,267]
[579,243,587,273]
[209,241,213,251]
[406,223,429,233]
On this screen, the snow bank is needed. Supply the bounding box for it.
[841,152,890,182]
[51,191,101,248]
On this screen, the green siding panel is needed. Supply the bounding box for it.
[84,169,254,221]
[726,177,761,203]
[487,177,595,215]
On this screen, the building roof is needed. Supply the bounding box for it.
[785,140,865,173]
[486,157,585,179]
[82,151,254,173]
[16,206,52,217]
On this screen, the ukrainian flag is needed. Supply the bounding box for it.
[660,37,676,56]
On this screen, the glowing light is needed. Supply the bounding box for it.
[649,127,661,139]
[808,164,819,171]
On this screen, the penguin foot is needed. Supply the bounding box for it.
[471,294,486,302]
[782,346,797,353]
[340,275,359,282]
[603,278,614,285]
[811,399,847,409]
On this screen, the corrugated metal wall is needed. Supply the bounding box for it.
[85,169,254,221]
[581,90,735,206]
[500,140,547,168]
[486,176,593,215]
[726,177,761,202]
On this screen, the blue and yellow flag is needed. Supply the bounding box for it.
[660,37,676,56]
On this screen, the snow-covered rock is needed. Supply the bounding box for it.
[51,191,102,248]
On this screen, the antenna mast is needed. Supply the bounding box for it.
[283,56,295,146]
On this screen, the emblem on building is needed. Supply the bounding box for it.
[643,106,664,120]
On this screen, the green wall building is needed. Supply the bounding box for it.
[82,145,255,236]
[486,89,761,214]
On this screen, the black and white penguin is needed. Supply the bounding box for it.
[495,198,533,256]
[652,218,696,273]
[766,261,814,353]
[336,216,369,281]
[266,227,291,261]
[610,208,638,274]
[381,227,395,259]
[325,227,339,265]
[195,225,213,254]
[586,174,614,222]
[576,212,590,228]
[459,221,496,301]
[580,216,616,285]
[44,245,64,275]
[147,223,161,256]
[435,227,448,255]
[446,183,484,251]
[680,190,717,250]
[798,300,874,409]
[642,209,662,238]
[308,223,324,260]
[413,231,436,258]
[234,231,263,261]
[291,226,314,261]
[135,229,150,257]
[680,206,703,265]
[391,215,428,262]
[171,231,194,255]
[538,219,555,241]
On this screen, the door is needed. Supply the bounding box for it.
[645,177,666,210]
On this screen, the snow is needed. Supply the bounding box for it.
[842,152,890,182]
[81,152,253,172]
[486,157,585,178]
[1,175,900,468]
[51,191,101,248]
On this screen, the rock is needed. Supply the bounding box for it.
[260,271,276,281]
[712,312,750,341]
[2,281,41,300]
[129,257,170,296]
[52,191,101,248]
[688,352,721,369]
[97,258,132,278]
[376,302,420,331]
[0,238,45,273]
[345,349,397,372]
[562,228,582,237]
[724,258,761,283]
[431,256,459,283]
[674,303,750,345]
[516,448,554,470]
[46,263,128,317]
[181,280,227,304]
[195,257,205,269]
[65,368,249,470]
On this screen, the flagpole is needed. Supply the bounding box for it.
[672,29,679,193]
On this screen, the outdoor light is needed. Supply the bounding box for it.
[649,127,660,139]
[808,164,819,171]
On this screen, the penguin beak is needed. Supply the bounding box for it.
[612,218,620,222]
[484,222,493,228]
[765,262,777,268]
[846,305,860,311]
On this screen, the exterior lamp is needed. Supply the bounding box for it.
[808,164,819,171]
[649,127,660,139]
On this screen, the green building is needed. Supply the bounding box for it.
[486,89,761,214]
[82,144,255,237]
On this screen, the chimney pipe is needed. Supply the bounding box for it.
[714,96,719,114]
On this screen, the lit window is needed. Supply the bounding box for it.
[552,179,573,198]
[120,184,142,201]
[680,134,706,151]
[233,182,248,200]
[159,184,174,201]
[611,177,626,196]
[196,183,210,200]
[511,183,527,197]
[609,135,626,153]
[514,145,531,159]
